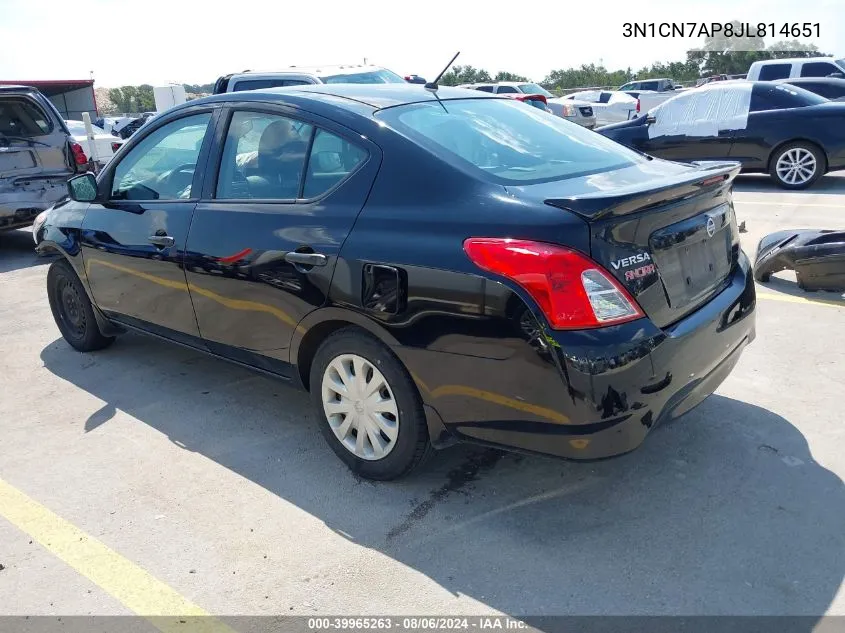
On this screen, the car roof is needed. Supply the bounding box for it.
[189,83,499,112]
[0,85,39,93]
[752,57,840,65]
[230,64,392,79]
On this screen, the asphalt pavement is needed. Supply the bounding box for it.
[0,172,843,623]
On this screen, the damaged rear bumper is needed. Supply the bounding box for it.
[754,229,845,292]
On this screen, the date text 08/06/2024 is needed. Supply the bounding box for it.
[622,22,820,39]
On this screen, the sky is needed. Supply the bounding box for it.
[0,0,842,88]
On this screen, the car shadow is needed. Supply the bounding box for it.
[734,171,845,194]
[757,275,845,302]
[0,228,49,273]
[40,334,845,619]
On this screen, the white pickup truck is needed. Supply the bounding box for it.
[618,78,688,116]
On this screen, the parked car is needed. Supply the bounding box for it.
[404,75,428,85]
[64,120,124,168]
[561,90,638,126]
[777,77,845,101]
[1,85,88,233]
[598,81,845,189]
[212,65,408,93]
[619,77,681,93]
[37,84,756,479]
[458,82,597,128]
[747,56,845,81]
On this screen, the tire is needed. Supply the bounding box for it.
[309,327,432,480]
[47,259,115,352]
[769,142,825,190]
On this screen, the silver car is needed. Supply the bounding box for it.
[458,81,597,129]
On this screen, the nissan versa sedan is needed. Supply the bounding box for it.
[37,85,756,480]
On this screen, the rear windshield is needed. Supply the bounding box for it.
[0,96,53,137]
[769,83,829,106]
[321,69,406,84]
[377,98,644,185]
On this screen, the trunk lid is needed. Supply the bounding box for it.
[506,160,742,328]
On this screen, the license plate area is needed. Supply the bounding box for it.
[0,148,37,172]
[650,205,733,308]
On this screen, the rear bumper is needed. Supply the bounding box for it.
[405,252,756,460]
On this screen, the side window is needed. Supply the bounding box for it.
[758,64,792,80]
[496,86,518,94]
[641,81,659,91]
[216,111,313,200]
[302,129,367,198]
[110,113,211,201]
[750,88,778,112]
[475,86,494,93]
[800,62,841,78]
[232,78,312,91]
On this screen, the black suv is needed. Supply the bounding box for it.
[1,86,88,233]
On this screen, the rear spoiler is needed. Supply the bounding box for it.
[544,162,741,221]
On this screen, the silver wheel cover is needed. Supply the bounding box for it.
[321,353,399,460]
[776,147,817,186]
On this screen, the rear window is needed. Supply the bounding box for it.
[518,83,554,98]
[321,69,405,84]
[0,96,53,137]
[377,98,644,185]
[758,64,792,80]
[232,79,311,91]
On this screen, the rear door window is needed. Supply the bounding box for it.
[800,62,843,78]
[640,81,659,91]
[216,111,313,200]
[496,86,518,94]
[0,96,53,136]
[758,64,792,80]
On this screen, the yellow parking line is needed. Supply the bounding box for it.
[757,291,845,309]
[0,476,235,633]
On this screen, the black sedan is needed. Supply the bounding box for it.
[37,85,756,480]
[599,81,845,189]
[777,77,845,101]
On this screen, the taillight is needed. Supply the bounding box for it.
[636,98,641,113]
[562,103,576,117]
[69,141,88,166]
[111,142,122,153]
[463,238,644,329]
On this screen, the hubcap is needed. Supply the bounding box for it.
[321,353,399,461]
[776,148,816,185]
[58,279,86,338]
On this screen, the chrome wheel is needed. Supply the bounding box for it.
[776,147,817,186]
[321,353,399,461]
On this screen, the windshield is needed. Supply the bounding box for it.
[772,83,829,106]
[519,83,554,98]
[322,69,406,84]
[377,98,644,185]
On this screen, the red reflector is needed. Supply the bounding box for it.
[111,142,122,153]
[636,98,641,113]
[463,238,644,330]
[69,141,88,166]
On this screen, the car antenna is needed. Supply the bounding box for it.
[425,51,460,91]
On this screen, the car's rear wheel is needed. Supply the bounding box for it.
[309,328,432,480]
[47,259,115,352]
[769,142,825,190]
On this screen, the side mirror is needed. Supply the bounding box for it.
[645,115,657,125]
[67,173,99,202]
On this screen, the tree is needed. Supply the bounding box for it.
[136,85,156,112]
[439,65,492,86]
[494,71,529,82]
[107,86,138,114]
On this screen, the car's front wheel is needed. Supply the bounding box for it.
[769,142,825,190]
[309,328,432,480]
[47,259,115,352]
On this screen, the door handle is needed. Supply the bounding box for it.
[284,251,328,267]
[148,235,175,247]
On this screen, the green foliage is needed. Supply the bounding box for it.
[494,71,529,82]
[183,83,215,94]
[106,84,155,113]
[439,65,492,86]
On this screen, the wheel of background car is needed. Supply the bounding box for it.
[47,259,115,352]
[769,142,826,190]
[309,327,432,480]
